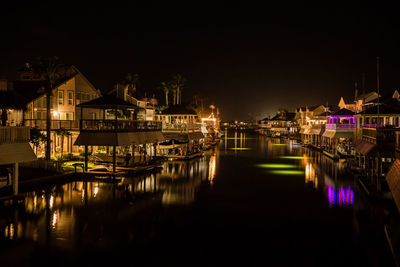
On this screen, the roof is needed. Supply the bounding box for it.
[77,94,138,109]
[360,103,400,115]
[12,72,78,104]
[0,90,29,109]
[161,105,197,115]
[270,112,296,121]
[331,108,354,116]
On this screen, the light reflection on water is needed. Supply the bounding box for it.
[0,148,219,248]
[0,132,359,257]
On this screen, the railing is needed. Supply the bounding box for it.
[362,127,398,144]
[162,123,201,132]
[80,119,162,132]
[0,126,30,144]
[25,119,79,130]
[325,124,355,130]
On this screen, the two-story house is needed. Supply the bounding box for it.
[11,64,101,157]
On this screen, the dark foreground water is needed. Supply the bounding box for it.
[0,132,396,266]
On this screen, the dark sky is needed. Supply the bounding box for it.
[1,2,400,121]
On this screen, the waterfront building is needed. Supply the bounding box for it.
[297,105,331,146]
[154,105,205,159]
[7,64,102,157]
[353,92,400,184]
[338,91,379,113]
[258,109,296,137]
[73,94,164,172]
[322,108,355,158]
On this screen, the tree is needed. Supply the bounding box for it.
[122,73,139,100]
[30,128,46,156]
[171,74,186,105]
[55,128,71,158]
[34,56,64,160]
[159,81,170,106]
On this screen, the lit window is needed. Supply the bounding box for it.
[66,112,73,120]
[58,91,64,105]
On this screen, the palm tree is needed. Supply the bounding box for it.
[122,73,139,100]
[171,74,186,104]
[34,56,63,160]
[160,81,170,106]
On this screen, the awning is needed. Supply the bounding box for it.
[355,139,376,155]
[75,131,166,146]
[74,132,131,146]
[386,159,400,212]
[309,128,322,135]
[322,130,353,139]
[322,130,335,138]
[0,143,36,164]
[163,132,205,142]
[333,131,354,139]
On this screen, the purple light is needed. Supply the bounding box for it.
[327,185,354,208]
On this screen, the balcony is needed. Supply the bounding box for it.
[325,124,355,130]
[80,119,162,132]
[362,127,398,145]
[0,126,30,144]
[25,119,79,130]
[162,123,201,133]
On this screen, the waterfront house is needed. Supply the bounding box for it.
[154,105,205,159]
[353,92,400,181]
[73,94,164,172]
[297,105,331,146]
[8,64,102,157]
[338,91,379,113]
[263,109,296,137]
[322,108,355,158]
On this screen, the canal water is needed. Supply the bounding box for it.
[0,131,396,266]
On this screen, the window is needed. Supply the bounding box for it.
[58,91,64,105]
[76,92,81,101]
[68,91,74,105]
[66,112,73,120]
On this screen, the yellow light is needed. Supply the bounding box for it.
[49,195,54,209]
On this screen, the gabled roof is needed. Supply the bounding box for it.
[331,108,354,116]
[77,94,138,109]
[356,91,379,102]
[12,71,79,104]
[161,105,197,115]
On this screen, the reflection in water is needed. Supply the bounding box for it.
[305,162,318,189]
[0,150,218,249]
[299,142,355,208]
[327,185,354,208]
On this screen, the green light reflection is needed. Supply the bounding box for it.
[255,164,297,169]
[228,148,252,150]
[268,170,305,175]
[280,156,308,160]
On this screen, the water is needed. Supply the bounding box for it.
[0,132,396,266]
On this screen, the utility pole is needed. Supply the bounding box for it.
[377,56,380,115]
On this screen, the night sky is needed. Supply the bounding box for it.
[1,2,400,120]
